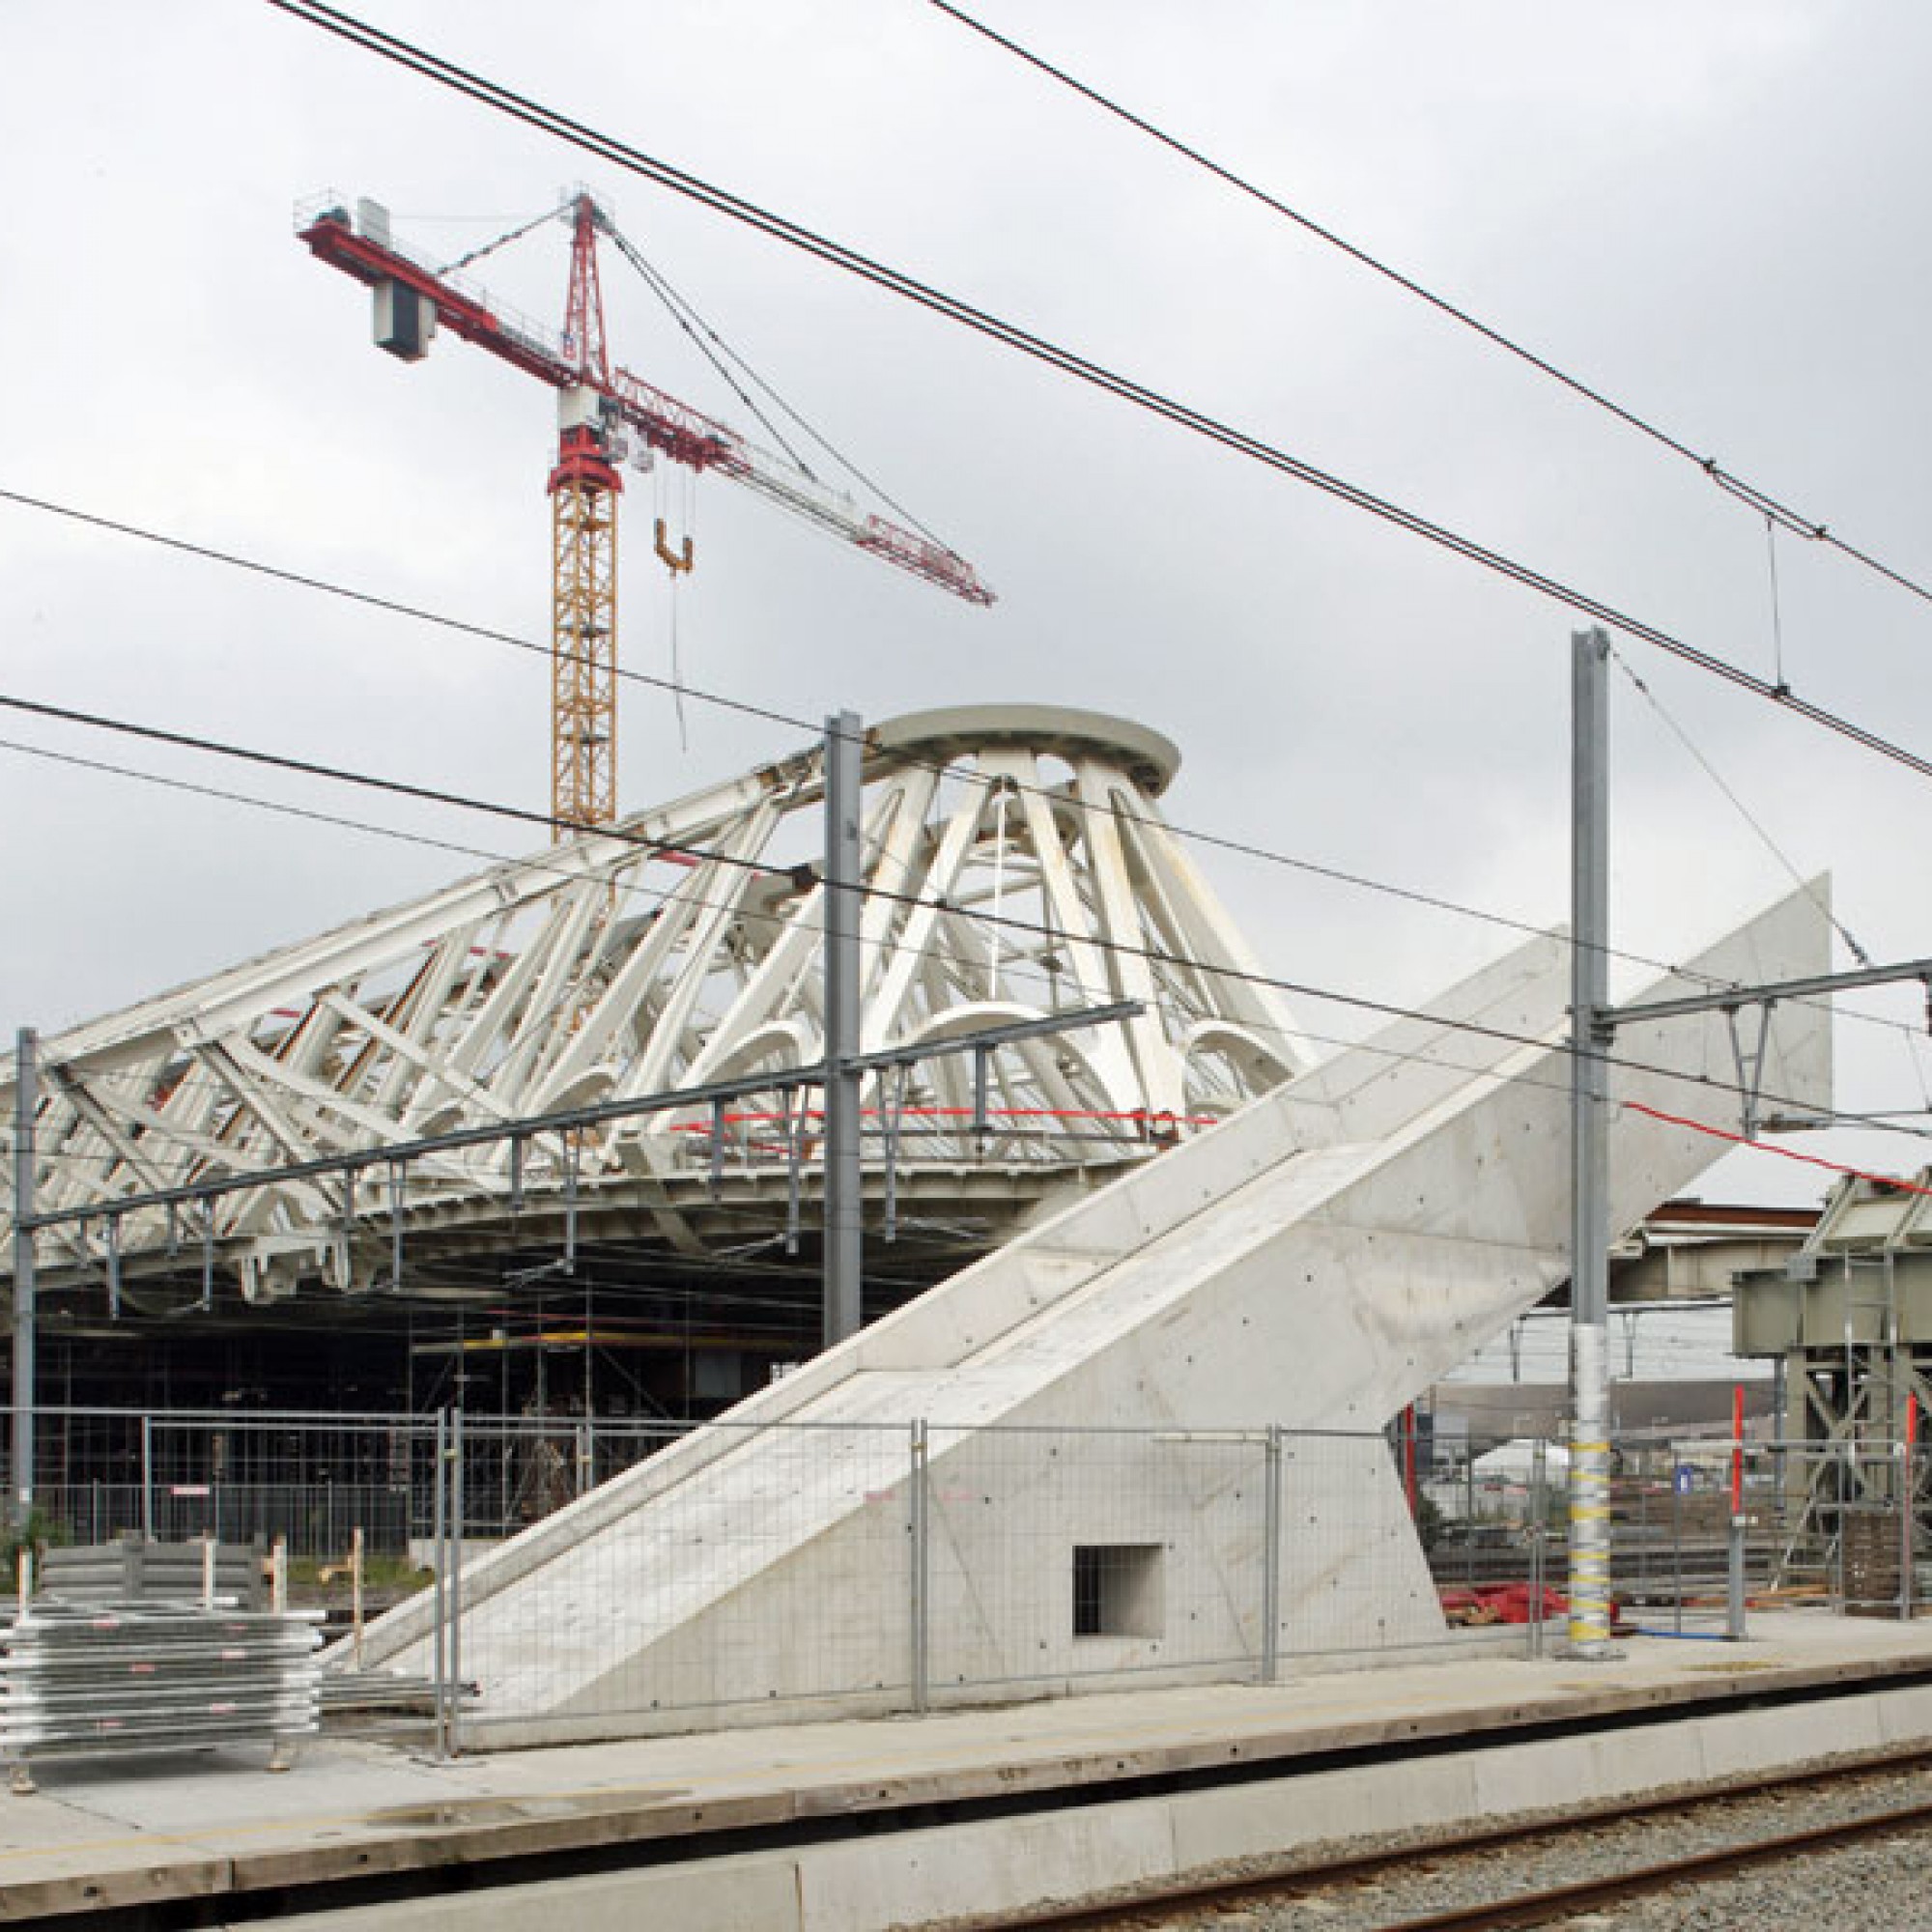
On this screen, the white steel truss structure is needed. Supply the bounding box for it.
[2,708,1309,1307]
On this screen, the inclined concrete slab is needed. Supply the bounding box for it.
[4,1609,1931,1925]
[363,895,1830,1731]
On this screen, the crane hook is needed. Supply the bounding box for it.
[654,517,695,578]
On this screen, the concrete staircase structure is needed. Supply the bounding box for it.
[357,889,1831,1740]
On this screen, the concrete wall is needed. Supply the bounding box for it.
[355,889,1830,1735]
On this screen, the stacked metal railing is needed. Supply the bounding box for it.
[1,1598,323,1788]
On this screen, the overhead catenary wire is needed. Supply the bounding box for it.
[0,681,1924,1159]
[1606,646,1875,970]
[3,11,1917,1221]
[927,1,1932,627]
[249,11,1932,1123]
[8,469,1656,975]
[0,686,793,888]
[5,477,1921,1058]
[18,777,1932,1321]
[258,0,1932,792]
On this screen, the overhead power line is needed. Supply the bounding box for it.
[0,485,1720,989]
[0,680,1895,1147]
[261,1,1932,791]
[0,688,789,886]
[9,466,1932,1076]
[14,475,1932,1077]
[929,1,1932,620]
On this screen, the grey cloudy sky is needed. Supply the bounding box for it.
[5,1,1930,1206]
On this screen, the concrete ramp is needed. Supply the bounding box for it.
[361,890,1830,1733]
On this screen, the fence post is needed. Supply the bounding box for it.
[909,1419,929,1716]
[1261,1426,1282,1684]
[431,1408,449,1760]
[1729,1395,1748,1641]
[1669,1454,1683,1635]
[1463,1444,1476,1584]
[351,1524,365,1668]
[1528,1438,1547,1661]
[1904,1396,1918,1623]
[1837,1439,1853,1610]
[448,1406,465,1754]
[1726,1512,1747,1640]
[140,1415,155,1545]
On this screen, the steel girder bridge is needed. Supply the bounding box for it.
[1,708,1309,1367]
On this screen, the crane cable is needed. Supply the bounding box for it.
[435,197,572,278]
[604,224,820,480]
[605,224,956,552]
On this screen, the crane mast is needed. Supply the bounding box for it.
[297,190,993,838]
[550,196,621,831]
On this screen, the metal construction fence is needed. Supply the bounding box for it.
[1421,1429,1931,1634]
[7,1407,1927,1751]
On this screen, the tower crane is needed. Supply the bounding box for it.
[298,191,994,836]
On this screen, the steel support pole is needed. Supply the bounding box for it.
[823,709,864,1350]
[10,1029,36,1532]
[1529,1438,1548,1660]
[1727,1512,1748,1639]
[449,1405,465,1756]
[1568,628,1616,1656]
[1261,1426,1283,1683]
[909,1418,929,1715]
[431,1408,449,1759]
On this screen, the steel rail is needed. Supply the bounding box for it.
[1369,1795,1932,1930]
[980,1747,1932,1930]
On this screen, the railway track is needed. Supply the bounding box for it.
[981,1748,1932,1931]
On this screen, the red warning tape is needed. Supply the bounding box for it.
[1622,1099,1932,1198]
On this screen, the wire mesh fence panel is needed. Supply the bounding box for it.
[455,1417,681,1545]
[28,1485,146,1549]
[1420,1431,1561,1660]
[20,1402,1927,1757]
[9,1410,452,1744]
[419,1419,919,1741]
[1608,1438,1741,1635]
[15,1408,442,1562]
[1279,1430,1458,1658]
[922,1426,1271,1699]
[14,1408,146,1539]
[145,1415,435,1565]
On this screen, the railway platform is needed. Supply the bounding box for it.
[6,1609,1932,1929]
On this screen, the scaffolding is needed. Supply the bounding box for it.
[1734,1171,1932,1610]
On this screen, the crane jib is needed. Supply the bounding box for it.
[298,195,994,627]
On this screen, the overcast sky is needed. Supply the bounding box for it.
[6,1,1931,1207]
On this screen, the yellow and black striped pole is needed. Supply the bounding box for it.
[1568,629,1616,1656]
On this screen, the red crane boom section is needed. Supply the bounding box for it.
[298,205,994,606]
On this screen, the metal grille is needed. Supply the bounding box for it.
[7,1406,1926,1758]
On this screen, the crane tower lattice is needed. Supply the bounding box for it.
[298,190,993,836]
